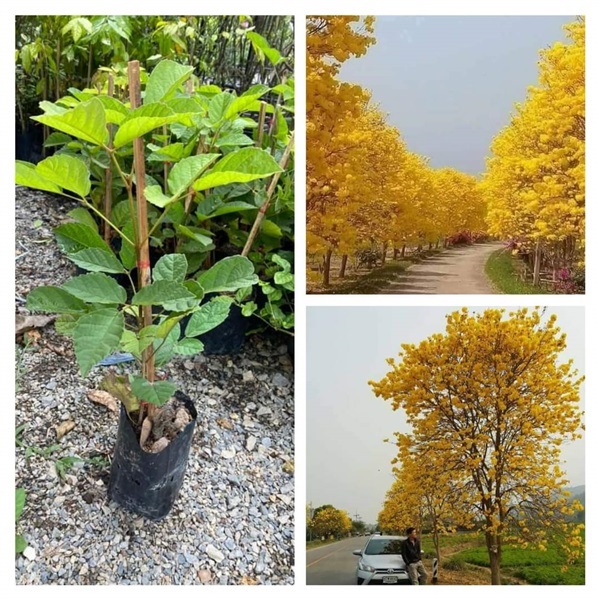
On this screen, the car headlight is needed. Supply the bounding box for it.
[358,561,375,572]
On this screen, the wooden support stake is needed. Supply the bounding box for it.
[128,60,155,418]
[241,132,294,257]
[103,75,115,243]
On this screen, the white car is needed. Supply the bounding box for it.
[353,535,410,585]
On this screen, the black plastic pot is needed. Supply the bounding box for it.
[108,391,197,521]
[181,293,249,355]
[16,123,44,164]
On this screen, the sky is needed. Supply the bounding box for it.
[306,306,585,524]
[340,15,576,175]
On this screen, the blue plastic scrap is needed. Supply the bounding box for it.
[97,352,135,366]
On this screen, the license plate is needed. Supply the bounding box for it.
[382,576,397,584]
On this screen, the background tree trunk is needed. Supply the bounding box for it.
[339,254,348,278]
[323,249,333,286]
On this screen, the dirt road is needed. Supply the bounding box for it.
[383,242,503,294]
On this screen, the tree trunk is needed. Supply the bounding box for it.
[381,242,388,265]
[428,242,433,250]
[323,248,333,287]
[401,244,406,258]
[339,254,348,278]
[393,248,399,260]
[533,239,542,286]
[485,530,502,585]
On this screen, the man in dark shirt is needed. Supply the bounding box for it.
[401,527,428,585]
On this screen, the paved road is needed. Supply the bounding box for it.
[383,242,503,294]
[307,536,369,585]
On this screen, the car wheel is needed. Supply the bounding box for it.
[357,578,365,585]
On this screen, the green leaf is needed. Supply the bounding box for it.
[113,103,177,149]
[132,281,197,312]
[16,535,27,554]
[224,84,270,119]
[214,133,255,148]
[96,96,128,125]
[272,253,291,271]
[261,219,282,238]
[247,32,282,65]
[183,280,205,300]
[26,286,87,314]
[153,254,188,283]
[67,248,126,274]
[62,16,92,42]
[175,224,214,247]
[167,154,220,198]
[15,488,26,521]
[148,142,185,162]
[208,92,235,124]
[32,98,107,146]
[54,223,111,254]
[202,200,257,219]
[67,207,98,232]
[241,301,258,317]
[35,155,91,198]
[144,60,194,105]
[54,314,79,336]
[130,376,176,406]
[44,132,73,147]
[72,308,124,376]
[120,224,136,270]
[144,185,171,208]
[197,256,258,293]
[185,300,232,337]
[15,161,61,194]
[193,148,282,192]
[120,325,158,357]
[274,271,294,288]
[174,338,204,355]
[62,273,127,304]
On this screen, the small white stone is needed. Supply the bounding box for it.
[246,436,257,452]
[242,370,255,382]
[23,546,36,561]
[221,448,236,459]
[206,544,224,563]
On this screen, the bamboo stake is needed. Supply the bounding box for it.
[128,60,155,420]
[103,75,115,243]
[241,132,294,257]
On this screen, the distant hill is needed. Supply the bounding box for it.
[567,485,585,497]
[566,485,585,523]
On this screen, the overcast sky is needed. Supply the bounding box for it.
[339,16,576,175]
[307,306,585,524]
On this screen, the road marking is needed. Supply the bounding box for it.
[307,544,354,568]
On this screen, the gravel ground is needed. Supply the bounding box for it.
[15,188,295,585]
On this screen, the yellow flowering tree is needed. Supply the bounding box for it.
[309,505,352,539]
[370,308,584,585]
[483,19,585,283]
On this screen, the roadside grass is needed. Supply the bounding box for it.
[485,248,549,294]
[306,538,341,550]
[453,535,585,585]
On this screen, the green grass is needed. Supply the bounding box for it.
[421,531,481,551]
[306,538,340,550]
[453,535,585,585]
[512,565,584,585]
[485,249,549,294]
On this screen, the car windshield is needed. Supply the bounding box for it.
[364,538,403,555]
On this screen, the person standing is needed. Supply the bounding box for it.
[401,527,428,585]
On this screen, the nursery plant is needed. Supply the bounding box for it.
[16,59,289,519]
